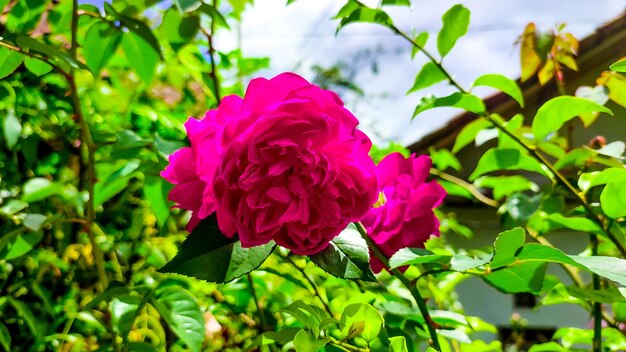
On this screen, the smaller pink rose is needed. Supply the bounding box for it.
[360,153,446,273]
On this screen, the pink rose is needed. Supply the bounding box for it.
[162,73,378,255]
[360,153,446,273]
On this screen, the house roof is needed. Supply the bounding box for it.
[408,12,626,154]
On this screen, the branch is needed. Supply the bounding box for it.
[354,222,441,351]
[430,168,500,208]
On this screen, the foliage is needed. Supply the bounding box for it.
[1,0,626,351]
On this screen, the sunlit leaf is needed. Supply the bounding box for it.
[2,109,22,150]
[413,92,485,119]
[600,174,626,218]
[532,96,612,140]
[451,118,491,153]
[340,303,383,342]
[337,8,393,33]
[122,30,159,85]
[609,58,626,72]
[83,20,122,75]
[437,4,470,58]
[473,73,524,107]
[490,228,525,268]
[469,148,550,181]
[24,57,53,76]
[408,62,447,93]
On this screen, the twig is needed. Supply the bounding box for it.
[591,233,602,352]
[69,0,108,292]
[354,222,441,351]
[281,254,333,316]
[430,168,499,208]
[201,0,221,103]
[247,273,270,332]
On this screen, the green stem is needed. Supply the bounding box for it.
[362,6,626,258]
[329,337,370,351]
[591,234,602,351]
[430,168,499,207]
[69,0,108,292]
[247,273,270,332]
[354,222,441,351]
[281,254,333,316]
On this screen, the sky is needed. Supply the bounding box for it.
[227,0,626,145]
[79,0,626,146]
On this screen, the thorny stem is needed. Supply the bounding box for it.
[354,222,441,351]
[366,5,626,257]
[70,0,108,292]
[281,254,333,316]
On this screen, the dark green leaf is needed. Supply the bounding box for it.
[469,148,550,181]
[532,96,612,140]
[491,228,525,268]
[158,216,275,283]
[310,224,376,282]
[566,285,626,303]
[437,4,470,57]
[473,73,524,107]
[474,175,537,200]
[122,30,159,85]
[337,8,393,33]
[83,21,122,75]
[0,321,10,351]
[8,299,40,337]
[153,287,204,352]
[3,110,22,150]
[16,35,88,71]
[382,0,410,6]
[408,62,447,93]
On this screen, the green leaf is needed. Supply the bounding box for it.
[451,118,491,153]
[16,35,88,71]
[408,62,447,93]
[388,336,409,352]
[23,213,47,231]
[532,96,612,140]
[474,175,537,200]
[0,199,28,216]
[158,216,275,283]
[473,74,524,107]
[24,57,52,76]
[94,160,141,207]
[600,174,626,218]
[337,8,393,33]
[174,0,202,12]
[388,248,451,269]
[413,92,485,119]
[144,176,170,228]
[340,303,384,342]
[437,4,470,58]
[570,255,626,286]
[469,148,550,181]
[491,228,525,268]
[382,0,410,6]
[543,213,603,234]
[450,254,492,271]
[483,261,547,293]
[8,298,39,338]
[153,287,204,352]
[0,321,10,351]
[411,31,429,58]
[293,329,328,352]
[3,110,22,150]
[122,30,159,85]
[310,224,376,282]
[83,21,122,75]
[566,285,626,303]
[110,295,141,337]
[21,178,63,202]
[595,141,625,159]
[0,47,24,79]
[246,328,302,350]
[0,229,44,260]
[609,58,626,72]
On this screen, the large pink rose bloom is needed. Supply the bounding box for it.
[162,73,378,255]
[361,153,446,273]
